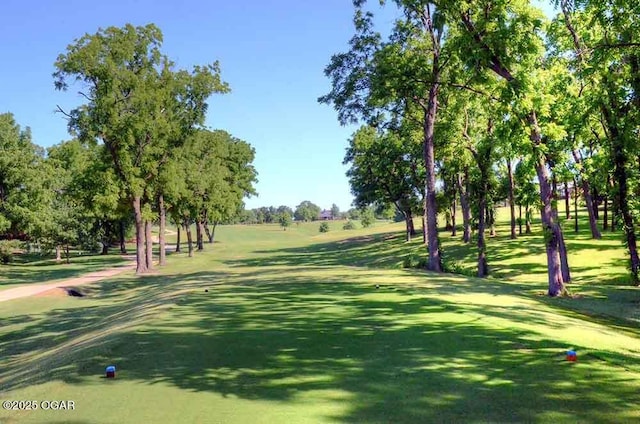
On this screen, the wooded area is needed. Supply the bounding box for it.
[321,0,640,295]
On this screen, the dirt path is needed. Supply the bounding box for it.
[0,255,136,303]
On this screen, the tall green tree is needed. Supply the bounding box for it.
[551,0,640,280]
[294,201,321,222]
[321,1,451,271]
[54,23,228,273]
[435,0,571,295]
[0,114,47,240]
[344,125,420,241]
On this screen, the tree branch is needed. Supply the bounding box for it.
[55,105,73,119]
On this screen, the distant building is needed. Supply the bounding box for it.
[319,210,333,220]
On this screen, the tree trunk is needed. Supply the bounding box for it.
[572,150,602,239]
[132,196,147,274]
[185,223,194,258]
[582,181,601,239]
[457,172,471,243]
[204,223,214,243]
[518,204,523,236]
[210,222,217,245]
[558,228,571,283]
[529,112,567,296]
[564,181,570,220]
[408,212,416,236]
[574,177,579,233]
[55,245,62,262]
[525,206,532,234]
[159,195,167,266]
[451,197,457,237]
[592,186,599,220]
[196,220,204,251]
[175,224,181,253]
[507,158,517,239]
[551,170,559,221]
[603,194,608,231]
[603,174,610,231]
[145,220,153,271]
[423,83,442,272]
[488,207,496,237]
[404,212,412,242]
[608,114,640,281]
[477,190,488,277]
[101,221,110,255]
[119,220,127,254]
[65,244,70,264]
[421,212,427,245]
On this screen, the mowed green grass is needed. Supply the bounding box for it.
[2,214,640,423]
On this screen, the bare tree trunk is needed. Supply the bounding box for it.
[196,220,204,251]
[175,224,181,253]
[559,228,571,283]
[457,171,471,243]
[525,206,532,234]
[132,196,147,274]
[210,222,218,245]
[204,223,213,243]
[574,177,579,233]
[518,204,523,236]
[408,212,416,236]
[101,221,110,255]
[185,223,194,258]
[564,181,570,220]
[582,181,601,239]
[551,170,559,221]
[423,83,442,272]
[451,197,457,237]
[529,112,567,296]
[592,186,600,220]
[603,174,610,231]
[507,158,517,239]
[489,206,496,237]
[65,244,70,264]
[607,111,640,281]
[55,245,62,262]
[603,193,608,231]
[421,212,427,245]
[610,174,617,231]
[119,220,127,254]
[145,220,153,271]
[159,195,166,266]
[477,191,488,277]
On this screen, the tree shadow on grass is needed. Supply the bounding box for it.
[3,268,640,423]
[0,255,130,288]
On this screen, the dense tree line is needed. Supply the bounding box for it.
[322,0,640,295]
[0,24,257,271]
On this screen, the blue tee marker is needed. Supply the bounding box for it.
[106,365,116,378]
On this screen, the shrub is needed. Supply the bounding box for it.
[0,240,20,264]
[319,222,330,233]
[360,208,375,228]
[402,253,428,269]
[343,220,356,230]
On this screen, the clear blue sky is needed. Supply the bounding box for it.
[0,0,554,213]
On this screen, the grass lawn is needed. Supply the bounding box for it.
[1,211,640,423]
